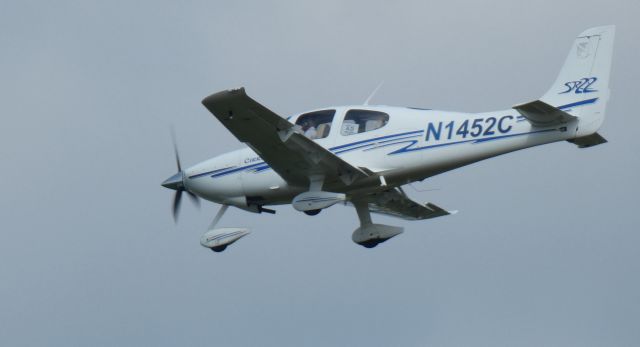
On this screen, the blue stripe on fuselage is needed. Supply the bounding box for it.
[387,128,558,155]
[188,166,236,179]
[202,122,565,179]
[199,130,426,178]
[210,162,267,178]
[329,130,424,152]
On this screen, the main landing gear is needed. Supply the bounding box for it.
[351,200,403,248]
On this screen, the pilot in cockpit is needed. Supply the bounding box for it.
[301,120,318,139]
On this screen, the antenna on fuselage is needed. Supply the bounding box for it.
[363,81,384,106]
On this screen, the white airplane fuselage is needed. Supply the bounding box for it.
[184,103,584,209]
[163,25,614,251]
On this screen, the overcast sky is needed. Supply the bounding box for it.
[1,1,639,346]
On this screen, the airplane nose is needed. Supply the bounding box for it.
[162,172,184,190]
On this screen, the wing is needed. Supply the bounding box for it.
[363,188,452,221]
[201,88,368,188]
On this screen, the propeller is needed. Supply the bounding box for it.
[162,128,200,223]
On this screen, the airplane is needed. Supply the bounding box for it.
[162,25,615,252]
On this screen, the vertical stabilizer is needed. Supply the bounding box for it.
[541,25,615,137]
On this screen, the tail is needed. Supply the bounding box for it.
[540,25,615,138]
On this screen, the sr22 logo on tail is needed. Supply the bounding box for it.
[560,77,597,94]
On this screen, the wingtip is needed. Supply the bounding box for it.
[201,87,246,107]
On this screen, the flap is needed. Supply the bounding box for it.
[362,188,452,221]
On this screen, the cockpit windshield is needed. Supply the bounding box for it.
[294,110,335,139]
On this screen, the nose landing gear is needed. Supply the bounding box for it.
[200,205,250,252]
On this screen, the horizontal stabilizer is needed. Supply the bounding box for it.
[567,132,608,148]
[513,100,577,127]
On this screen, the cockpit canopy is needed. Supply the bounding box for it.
[294,108,390,139]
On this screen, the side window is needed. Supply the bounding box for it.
[294,110,335,139]
[341,110,389,136]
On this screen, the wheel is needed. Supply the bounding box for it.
[304,209,321,216]
[210,245,227,252]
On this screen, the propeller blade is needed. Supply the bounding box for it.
[167,127,199,223]
[171,126,182,172]
[187,191,200,208]
[172,190,183,223]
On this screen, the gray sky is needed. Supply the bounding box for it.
[1,0,639,346]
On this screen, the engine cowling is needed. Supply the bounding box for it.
[200,228,250,252]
